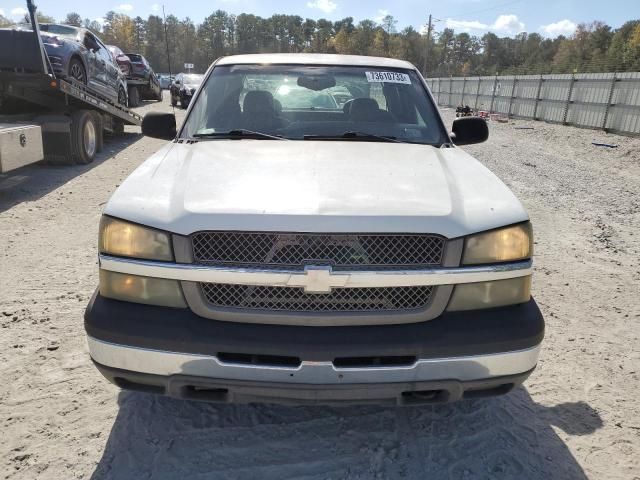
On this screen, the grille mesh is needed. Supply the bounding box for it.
[200,283,435,312]
[192,232,445,270]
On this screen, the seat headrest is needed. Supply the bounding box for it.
[243,90,275,115]
[349,97,381,120]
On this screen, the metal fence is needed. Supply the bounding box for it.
[426,72,640,135]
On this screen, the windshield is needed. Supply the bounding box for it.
[38,24,80,39]
[183,74,204,85]
[182,65,447,145]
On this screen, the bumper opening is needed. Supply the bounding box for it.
[401,389,450,404]
[217,352,302,368]
[463,382,515,399]
[334,355,417,368]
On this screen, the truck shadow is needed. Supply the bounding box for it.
[0,130,142,214]
[91,388,601,479]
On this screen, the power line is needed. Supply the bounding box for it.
[446,0,525,20]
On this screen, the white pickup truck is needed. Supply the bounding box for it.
[85,54,544,406]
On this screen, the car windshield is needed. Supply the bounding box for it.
[182,64,447,145]
[183,74,204,85]
[38,24,80,39]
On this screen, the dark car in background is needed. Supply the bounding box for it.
[107,45,132,76]
[13,23,128,106]
[124,53,162,101]
[170,73,204,108]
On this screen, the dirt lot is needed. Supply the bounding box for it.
[1,98,639,480]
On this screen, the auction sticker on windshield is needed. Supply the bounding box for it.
[365,71,411,84]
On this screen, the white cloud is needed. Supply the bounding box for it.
[151,3,160,12]
[115,4,134,12]
[94,17,105,25]
[541,19,577,37]
[307,0,337,14]
[375,9,389,24]
[10,6,27,17]
[444,14,524,35]
[492,14,524,33]
[0,8,5,16]
[445,19,489,31]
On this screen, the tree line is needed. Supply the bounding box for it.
[1,9,638,76]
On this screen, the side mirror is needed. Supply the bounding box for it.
[142,112,176,140]
[450,117,489,145]
[174,80,181,85]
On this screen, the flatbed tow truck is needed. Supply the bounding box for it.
[0,0,142,173]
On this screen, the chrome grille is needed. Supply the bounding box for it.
[191,232,445,270]
[200,283,435,312]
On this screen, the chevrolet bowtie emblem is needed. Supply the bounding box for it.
[286,265,348,294]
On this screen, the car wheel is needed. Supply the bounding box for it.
[118,86,127,107]
[68,58,87,85]
[171,94,177,107]
[71,110,97,164]
[157,88,163,102]
[129,86,140,107]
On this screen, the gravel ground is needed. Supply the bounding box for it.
[0,98,639,480]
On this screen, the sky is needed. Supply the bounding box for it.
[1,0,637,37]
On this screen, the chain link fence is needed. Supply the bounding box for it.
[426,72,640,135]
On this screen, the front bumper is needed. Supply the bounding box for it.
[85,292,544,405]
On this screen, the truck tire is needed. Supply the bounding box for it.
[70,110,97,164]
[90,111,104,153]
[129,86,140,107]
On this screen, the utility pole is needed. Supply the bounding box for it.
[423,14,432,76]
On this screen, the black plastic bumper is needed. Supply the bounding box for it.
[93,361,536,406]
[84,291,544,362]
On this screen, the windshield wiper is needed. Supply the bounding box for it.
[192,129,286,140]
[303,131,404,143]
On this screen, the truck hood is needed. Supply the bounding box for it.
[105,140,528,238]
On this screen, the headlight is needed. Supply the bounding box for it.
[463,222,532,265]
[447,276,531,311]
[99,216,173,261]
[100,270,186,308]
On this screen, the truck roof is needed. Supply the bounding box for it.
[216,53,417,70]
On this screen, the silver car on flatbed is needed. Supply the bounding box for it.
[85,54,544,406]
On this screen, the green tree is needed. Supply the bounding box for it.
[22,12,55,23]
[63,12,82,27]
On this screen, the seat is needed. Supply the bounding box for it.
[348,98,394,123]
[242,90,284,131]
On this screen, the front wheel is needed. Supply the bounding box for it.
[171,94,177,107]
[68,58,87,85]
[118,87,127,107]
[128,86,140,107]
